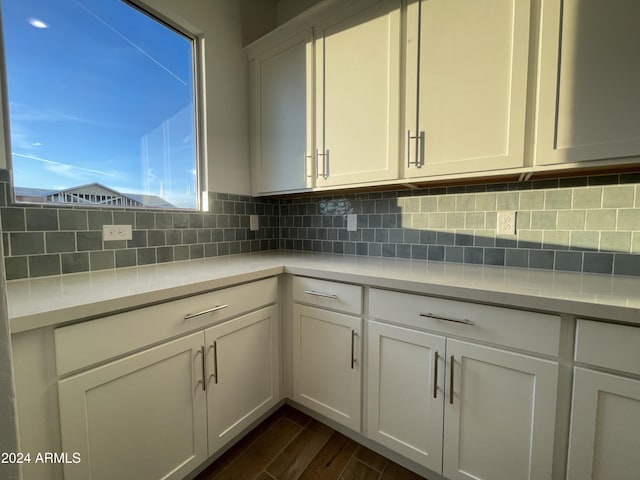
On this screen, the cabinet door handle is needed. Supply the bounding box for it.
[449,355,455,405]
[196,346,206,391]
[433,350,439,399]
[420,312,475,326]
[212,341,219,384]
[351,329,356,369]
[184,304,229,320]
[407,130,425,168]
[305,153,313,179]
[304,289,338,300]
[316,149,329,179]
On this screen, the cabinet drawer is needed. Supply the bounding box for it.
[292,276,362,315]
[575,319,640,375]
[55,277,278,375]
[369,288,561,356]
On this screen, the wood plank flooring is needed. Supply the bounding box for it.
[195,405,429,480]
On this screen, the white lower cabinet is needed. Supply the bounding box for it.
[367,288,560,480]
[57,288,279,480]
[205,305,280,454]
[567,319,640,480]
[292,303,362,431]
[58,332,208,480]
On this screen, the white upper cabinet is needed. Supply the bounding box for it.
[404,0,531,178]
[314,0,401,187]
[535,0,640,166]
[249,31,314,195]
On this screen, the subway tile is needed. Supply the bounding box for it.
[136,212,156,229]
[189,214,204,228]
[205,243,218,257]
[620,172,640,184]
[495,237,517,248]
[437,231,455,245]
[583,252,613,274]
[559,176,588,188]
[381,243,396,258]
[532,179,559,190]
[455,194,475,212]
[519,191,544,210]
[613,253,640,276]
[554,251,583,272]
[375,199,390,213]
[77,231,103,251]
[573,187,602,209]
[90,251,115,271]
[475,193,497,212]
[29,254,61,277]
[517,230,542,249]
[617,209,640,230]
[557,210,585,230]
[401,197,420,213]
[368,214,382,228]
[411,244,427,260]
[11,232,45,255]
[505,248,529,268]
[113,211,135,226]
[446,212,465,229]
[46,232,76,253]
[128,230,148,248]
[531,211,557,230]
[1,208,25,231]
[137,248,156,265]
[542,231,570,250]
[419,230,437,245]
[155,213,173,229]
[529,250,554,270]
[484,248,505,266]
[356,242,368,256]
[544,190,572,210]
[165,230,183,245]
[465,212,485,229]
[397,244,410,258]
[463,247,483,264]
[445,246,463,263]
[602,186,635,208]
[61,253,90,274]
[600,231,631,253]
[428,213,446,229]
[455,231,474,246]
[515,210,530,230]
[585,209,616,231]
[115,249,137,268]
[368,243,382,257]
[5,256,28,280]
[633,232,640,254]
[87,210,113,230]
[147,230,166,246]
[59,210,88,230]
[420,197,437,212]
[588,174,618,186]
[183,230,198,244]
[382,214,397,228]
[389,229,403,244]
[157,246,174,263]
[437,196,456,212]
[404,229,420,244]
[570,231,600,251]
[26,209,59,231]
[496,192,519,210]
[428,245,445,261]
[474,230,495,247]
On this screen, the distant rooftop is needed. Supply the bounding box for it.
[14,183,176,208]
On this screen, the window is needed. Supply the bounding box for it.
[1,0,201,209]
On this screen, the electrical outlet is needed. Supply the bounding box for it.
[103,225,132,241]
[497,211,517,236]
[347,214,357,232]
[250,215,259,231]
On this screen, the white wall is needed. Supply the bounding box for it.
[276,0,323,25]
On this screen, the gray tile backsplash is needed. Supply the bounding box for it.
[1,168,640,278]
[278,172,640,276]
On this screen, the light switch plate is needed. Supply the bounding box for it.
[250,215,259,231]
[347,214,357,231]
[103,225,133,241]
[497,211,517,236]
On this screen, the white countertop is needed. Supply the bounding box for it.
[7,251,640,333]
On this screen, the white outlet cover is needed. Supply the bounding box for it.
[497,211,517,236]
[102,225,133,241]
[250,215,259,231]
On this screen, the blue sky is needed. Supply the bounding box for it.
[1,0,198,208]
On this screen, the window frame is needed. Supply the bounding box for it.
[0,0,208,212]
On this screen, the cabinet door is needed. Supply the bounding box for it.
[367,321,446,471]
[58,333,207,480]
[566,367,640,480]
[292,304,362,430]
[535,1,640,165]
[314,0,401,187]
[205,305,280,455]
[251,31,314,194]
[443,339,558,480]
[405,0,530,177]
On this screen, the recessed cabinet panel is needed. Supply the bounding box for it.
[315,0,400,187]
[535,0,640,165]
[404,0,529,177]
[443,339,558,480]
[58,333,207,480]
[251,32,313,194]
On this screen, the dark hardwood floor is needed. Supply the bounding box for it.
[195,405,429,480]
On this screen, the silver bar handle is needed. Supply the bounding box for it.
[304,290,338,300]
[433,350,439,399]
[420,312,475,326]
[305,153,313,179]
[449,355,455,405]
[408,130,426,168]
[212,341,218,384]
[324,149,330,179]
[316,149,329,179]
[184,304,229,320]
[351,330,356,369]
[418,131,425,168]
[195,346,206,391]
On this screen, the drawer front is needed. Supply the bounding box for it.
[292,276,362,315]
[575,319,640,375]
[369,288,561,356]
[55,277,278,375]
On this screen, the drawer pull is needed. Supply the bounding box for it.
[195,346,206,391]
[184,304,229,320]
[449,355,455,405]
[433,351,439,399]
[420,312,475,326]
[212,341,219,384]
[351,330,356,369]
[304,290,338,300]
